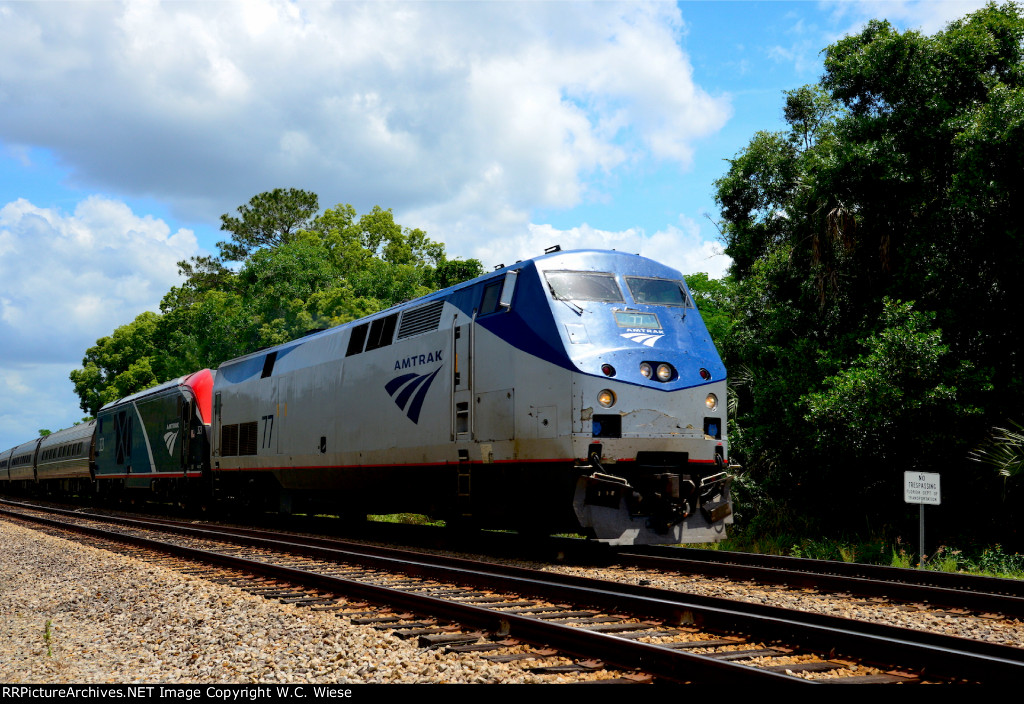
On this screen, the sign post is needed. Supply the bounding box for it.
[904,471,941,569]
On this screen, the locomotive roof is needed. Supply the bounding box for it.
[98,368,215,413]
[218,248,686,367]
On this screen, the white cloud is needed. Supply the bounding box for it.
[0,1,730,259]
[0,194,197,449]
[824,0,989,37]
[0,196,198,364]
[766,39,823,77]
[462,213,730,282]
[0,363,89,453]
[645,216,731,280]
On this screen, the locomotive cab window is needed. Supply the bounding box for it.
[480,280,502,315]
[364,313,399,352]
[346,322,369,357]
[625,277,694,308]
[480,270,519,316]
[545,271,624,302]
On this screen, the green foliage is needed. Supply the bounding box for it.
[70,191,483,415]
[714,2,1024,543]
[70,311,163,415]
[707,529,1022,578]
[802,299,979,472]
[890,546,914,569]
[367,513,445,526]
[972,544,1024,576]
[928,546,967,573]
[684,272,736,348]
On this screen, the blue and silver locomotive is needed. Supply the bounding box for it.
[210,248,733,544]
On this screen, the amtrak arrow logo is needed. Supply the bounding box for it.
[385,367,442,424]
[163,430,178,456]
[621,332,664,347]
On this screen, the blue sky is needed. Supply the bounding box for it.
[0,0,991,449]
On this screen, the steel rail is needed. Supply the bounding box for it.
[617,546,1024,619]
[5,503,1024,684]
[628,545,1024,595]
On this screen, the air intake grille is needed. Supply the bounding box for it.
[221,422,259,456]
[397,300,444,339]
[221,424,239,457]
[239,421,258,456]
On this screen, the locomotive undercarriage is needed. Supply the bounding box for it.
[572,450,733,545]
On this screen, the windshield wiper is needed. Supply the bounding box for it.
[549,290,584,315]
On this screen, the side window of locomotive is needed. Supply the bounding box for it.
[261,351,277,379]
[364,313,399,352]
[480,270,518,316]
[625,277,694,308]
[346,323,369,357]
[545,272,624,302]
[479,280,503,315]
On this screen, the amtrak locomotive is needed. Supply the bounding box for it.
[1,248,733,545]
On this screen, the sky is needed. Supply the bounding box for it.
[0,0,992,450]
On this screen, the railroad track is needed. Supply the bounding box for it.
[617,545,1024,620]
[2,500,1023,684]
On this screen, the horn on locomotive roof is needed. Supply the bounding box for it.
[545,244,561,254]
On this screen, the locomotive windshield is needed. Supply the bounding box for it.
[625,277,694,308]
[545,271,624,302]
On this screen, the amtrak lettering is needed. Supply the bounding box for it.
[394,350,443,371]
[385,367,442,424]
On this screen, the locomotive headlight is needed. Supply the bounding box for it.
[656,363,674,382]
[598,389,616,408]
[639,362,653,379]
[705,393,718,411]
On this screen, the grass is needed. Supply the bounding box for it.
[689,525,1024,579]
[44,619,53,657]
[366,513,445,527]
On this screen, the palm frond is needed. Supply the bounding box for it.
[970,421,1024,479]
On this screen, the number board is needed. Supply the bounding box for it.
[614,311,661,329]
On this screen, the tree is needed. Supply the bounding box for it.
[684,272,736,350]
[216,188,320,262]
[69,312,162,415]
[714,2,1024,540]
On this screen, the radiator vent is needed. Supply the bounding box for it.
[221,421,259,456]
[239,421,258,455]
[397,300,445,339]
[221,424,238,457]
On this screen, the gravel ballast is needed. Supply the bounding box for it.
[0,521,573,684]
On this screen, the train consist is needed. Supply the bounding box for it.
[1,248,733,545]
